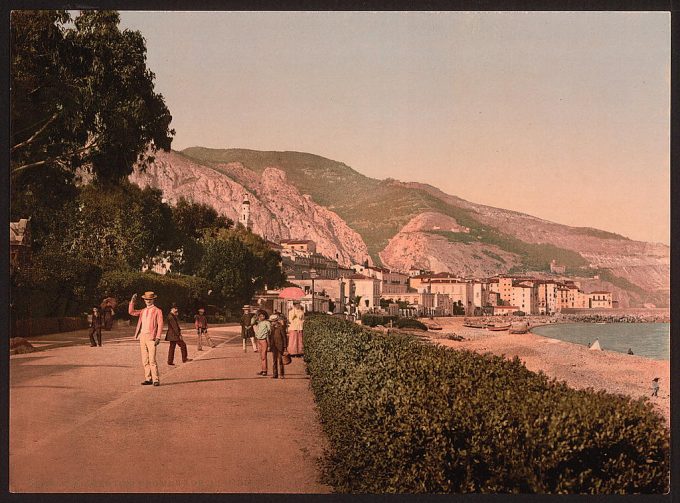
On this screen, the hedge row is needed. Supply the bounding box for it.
[12,317,88,337]
[361,314,427,331]
[98,270,214,318]
[303,315,669,493]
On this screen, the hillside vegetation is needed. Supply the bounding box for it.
[181,147,594,272]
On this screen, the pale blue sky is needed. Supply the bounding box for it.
[119,11,670,244]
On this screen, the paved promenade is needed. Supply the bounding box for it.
[10,323,330,493]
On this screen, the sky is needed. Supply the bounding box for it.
[119,11,670,245]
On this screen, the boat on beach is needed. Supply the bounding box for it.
[463,321,486,328]
[486,324,511,331]
[509,321,529,334]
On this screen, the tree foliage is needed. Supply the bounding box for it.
[195,230,285,311]
[58,181,179,271]
[10,10,174,183]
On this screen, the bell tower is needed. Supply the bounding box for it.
[240,194,251,230]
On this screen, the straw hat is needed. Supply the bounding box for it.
[269,314,280,321]
[141,291,157,300]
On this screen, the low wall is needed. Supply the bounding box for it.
[560,308,670,316]
[12,317,89,338]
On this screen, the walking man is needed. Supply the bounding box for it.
[240,305,258,352]
[652,377,660,397]
[129,291,164,386]
[88,306,104,347]
[166,303,192,365]
[195,307,216,351]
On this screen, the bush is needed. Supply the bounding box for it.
[360,314,397,327]
[304,316,669,494]
[98,270,215,319]
[12,317,88,337]
[394,318,428,330]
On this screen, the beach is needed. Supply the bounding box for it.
[424,317,670,426]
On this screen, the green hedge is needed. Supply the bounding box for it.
[304,315,669,493]
[394,318,428,330]
[98,270,215,318]
[12,317,88,337]
[360,314,397,327]
[361,314,428,331]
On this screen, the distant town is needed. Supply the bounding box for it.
[249,197,612,317]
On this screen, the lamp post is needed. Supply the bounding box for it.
[309,268,318,313]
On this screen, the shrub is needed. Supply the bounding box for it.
[12,317,88,337]
[304,316,669,494]
[98,270,214,319]
[360,314,397,327]
[394,318,428,330]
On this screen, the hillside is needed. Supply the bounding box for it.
[130,147,669,307]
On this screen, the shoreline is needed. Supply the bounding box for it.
[422,317,670,426]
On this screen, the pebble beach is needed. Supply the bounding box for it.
[424,317,670,426]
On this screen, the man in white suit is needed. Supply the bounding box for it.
[129,291,164,386]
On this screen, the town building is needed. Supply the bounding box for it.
[352,265,409,296]
[280,239,317,254]
[588,291,613,308]
[240,195,251,229]
[347,274,381,313]
[550,259,566,274]
[493,305,519,316]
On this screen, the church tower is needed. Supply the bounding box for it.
[240,195,251,230]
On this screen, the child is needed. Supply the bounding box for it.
[652,377,660,397]
[252,310,271,375]
[195,308,216,351]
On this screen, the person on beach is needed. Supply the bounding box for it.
[287,301,305,357]
[240,305,258,352]
[652,377,660,397]
[195,307,216,351]
[88,307,104,347]
[268,314,289,379]
[252,309,271,376]
[166,303,192,365]
[129,292,164,386]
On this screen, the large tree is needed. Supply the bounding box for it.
[10,10,175,248]
[10,10,174,182]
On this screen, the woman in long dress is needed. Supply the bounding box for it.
[287,301,305,357]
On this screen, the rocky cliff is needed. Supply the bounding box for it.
[129,150,371,267]
[379,212,522,277]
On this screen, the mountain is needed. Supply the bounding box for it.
[129,147,669,308]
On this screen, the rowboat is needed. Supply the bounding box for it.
[463,322,486,328]
[486,324,511,331]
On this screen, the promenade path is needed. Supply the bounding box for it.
[10,322,330,493]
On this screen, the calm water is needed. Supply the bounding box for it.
[531,323,670,360]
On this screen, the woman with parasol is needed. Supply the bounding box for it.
[101,297,117,331]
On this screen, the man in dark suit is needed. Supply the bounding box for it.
[88,306,104,347]
[166,303,192,365]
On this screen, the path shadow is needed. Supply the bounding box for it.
[161,377,263,386]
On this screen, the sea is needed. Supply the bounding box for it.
[530,323,670,361]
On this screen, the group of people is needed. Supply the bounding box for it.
[239,301,306,379]
[124,291,306,386]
